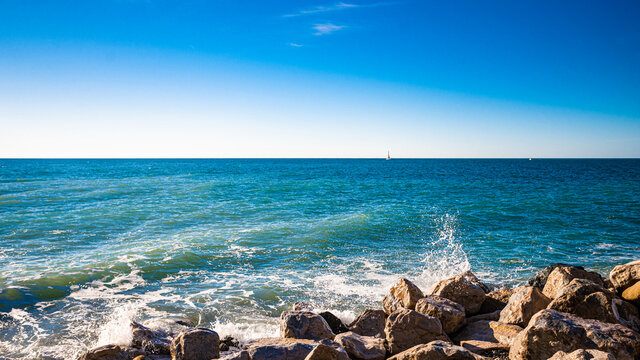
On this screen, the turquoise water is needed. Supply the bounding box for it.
[1,159,639,359]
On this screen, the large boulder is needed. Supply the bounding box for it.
[543,266,605,299]
[382,278,424,315]
[334,331,386,360]
[170,328,220,360]
[130,321,171,355]
[304,343,350,360]
[547,278,640,331]
[459,271,490,293]
[349,309,387,338]
[428,272,486,315]
[621,281,640,306]
[280,311,335,340]
[453,320,521,355]
[498,286,550,327]
[610,260,640,292]
[479,288,514,314]
[548,349,617,360]
[387,340,488,360]
[319,311,349,335]
[509,309,640,360]
[415,295,466,334]
[246,338,346,360]
[528,263,575,289]
[77,345,128,360]
[384,308,448,355]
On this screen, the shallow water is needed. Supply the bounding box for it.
[1,159,639,359]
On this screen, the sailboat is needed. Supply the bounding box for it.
[386,151,391,160]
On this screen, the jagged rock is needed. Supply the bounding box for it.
[509,309,640,360]
[293,302,314,312]
[220,335,240,351]
[170,328,220,360]
[621,280,640,306]
[610,260,640,292]
[334,331,386,360]
[382,278,424,315]
[384,308,448,355]
[466,310,501,323]
[480,288,514,314]
[453,320,521,355]
[304,343,349,360]
[349,309,387,338]
[280,311,335,340]
[415,295,465,334]
[547,278,640,332]
[130,321,171,355]
[319,311,349,334]
[528,263,574,289]
[548,349,617,360]
[498,286,550,327]
[246,338,346,360]
[387,340,488,360]
[460,271,490,293]
[542,266,605,299]
[428,272,486,315]
[219,351,250,360]
[77,345,129,360]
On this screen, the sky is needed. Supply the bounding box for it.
[0,0,639,158]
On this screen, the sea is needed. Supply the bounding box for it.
[1,159,639,359]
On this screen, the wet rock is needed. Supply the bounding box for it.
[548,349,617,360]
[415,295,465,334]
[319,311,349,334]
[509,309,640,360]
[349,309,387,338]
[220,335,240,352]
[130,321,171,355]
[428,272,486,315]
[280,311,335,340]
[304,343,349,360]
[170,328,220,360]
[479,288,514,314]
[542,266,605,299]
[621,280,640,306]
[498,286,550,327]
[387,340,488,360]
[610,260,640,292]
[246,338,346,360]
[453,320,521,355]
[384,308,448,355]
[382,278,424,315]
[547,278,640,331]
[334,331,386,360]
[460,271,490,294]
[466,310,501,323]
[293,302,314,312]
[77,345,128,360]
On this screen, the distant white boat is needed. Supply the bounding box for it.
[529,157,532,160]
[386,151,391,160]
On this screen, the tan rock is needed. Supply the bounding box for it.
[548,349,616,360]
[247,338,347,360]
[543,266,605,299]
[76,345,128,360]
[387,340,488,360]
[498,286,550,327]
[428,272,486,315]
[280,311,335,340]
[383,278,424,315]
[131,356,146,360]
[415,295,465,334]
[334,331,386,360]
[479,287,514,314]
[219,351,250,360]
[349,309,387,338]
[170,328,220,360]
[304,343,350,360]
[460,271,490,293]
[610,260,640,291]
[509,309,640,360]
[621,280,640,306]
[385,308,448,355]
[466,310,500,323]
[453,320,521,355]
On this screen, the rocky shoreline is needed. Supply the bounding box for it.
[78,260,640,360]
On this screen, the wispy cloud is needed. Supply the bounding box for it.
[289,42,304,47]
[313,23,346,36]
[284,2,357,18]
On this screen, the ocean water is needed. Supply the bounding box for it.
[0,159,639,359]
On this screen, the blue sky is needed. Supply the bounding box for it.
[0,0,639,157]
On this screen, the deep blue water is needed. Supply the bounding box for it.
[1,159,639,359]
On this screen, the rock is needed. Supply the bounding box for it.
[415,295,466,334]
[543,266,605,299]
[453,321,521,355]
[382,278,424,315]
[387,340,488,360]
[130,321,171,355]
[170,328,220,360]
[132,356,147,360]
[220,335,240,351]
[246,338,346,360]
[384,308,448,355]
[77,345,128,360]
[498,286,550,327]
[479,288,514,314]
[304,343,349,360]
[428,272,486,315]
[460,271,490,293]
[548,349,617,360]
[528,263,574,289]
[334,331,386,360]
[349,309,387,338]
[466,310,501,323]
[621,280,640,306]
[547,278,640,332]
[219,351,250,360]
[509,309,640,360]
[610,260,640,291]
[319,311,349,334]
[280,311,335,340]
[293,302,314,312]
